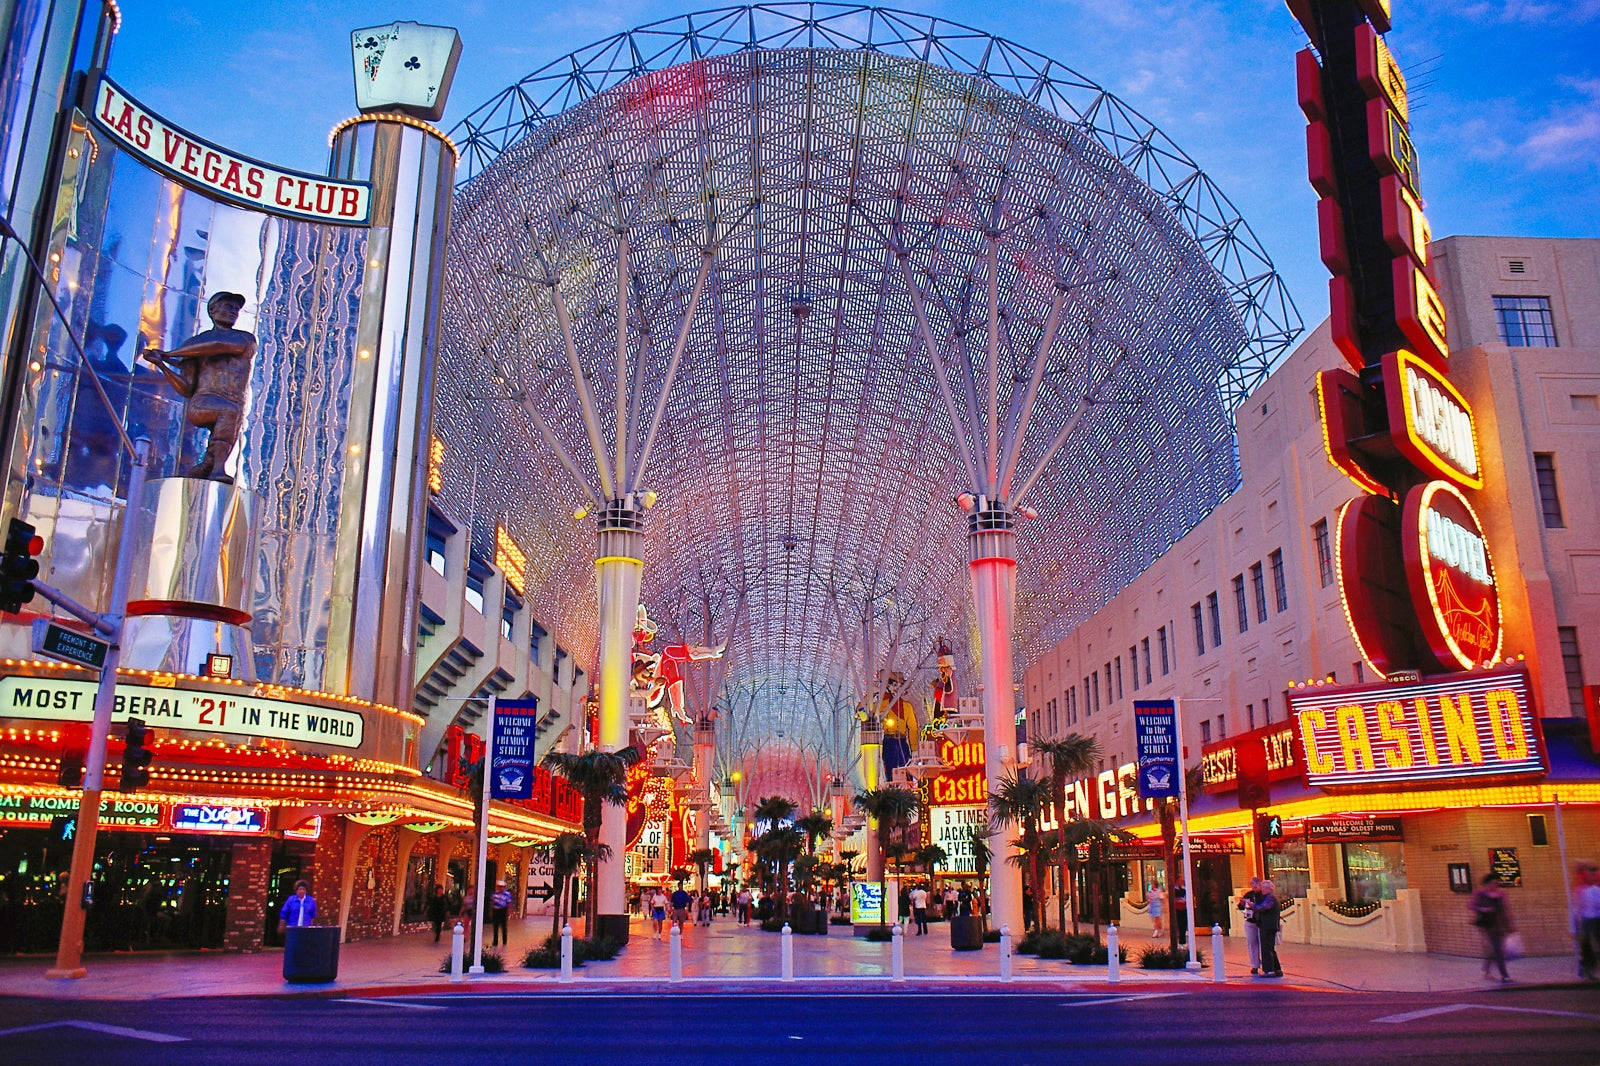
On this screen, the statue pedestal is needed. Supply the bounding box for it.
[122,477,261,679]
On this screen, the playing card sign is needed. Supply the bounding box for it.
[351,21,463,122]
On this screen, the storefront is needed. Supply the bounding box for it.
[0,659,578,953]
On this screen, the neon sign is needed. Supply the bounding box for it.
[1384,351,1481,490]
[929,738,987,806]
[1404,481,1503,671]
[1290,667,1542,788]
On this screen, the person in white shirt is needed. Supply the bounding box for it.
[1575,861,1600,981]
[909,885,930,935]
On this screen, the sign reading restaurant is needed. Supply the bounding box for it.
[1288,666,1542,789]
[89,76,371,225]
[0,675,364,749]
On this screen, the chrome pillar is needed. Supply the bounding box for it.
[595,500,641,937]
[122,477,260,677]
[322,115,454,707]
[970,505,1021,933]
[693,718,714,851]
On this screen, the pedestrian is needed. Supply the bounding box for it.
[1237,877,1264,974]
[736,885,753,925]
[426,884,449,943]
[1148,883,1166,938]
[490,879,513,947]
[671,883,692,930]
[650,886,669,939]
[909,884,929,935]
[697,890,713,926]
[957,886,973,916]
[1253,879,1282,978]
[1172,882,1188,946]
[278,879,316,932]
[1471,872,1514,982]
[943,884,958,920]
[1576,862,1600,981]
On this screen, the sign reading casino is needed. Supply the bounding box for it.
[1289,666,1543,789]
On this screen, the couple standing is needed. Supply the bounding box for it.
[1238,877,1284,978]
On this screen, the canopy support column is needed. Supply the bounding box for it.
[970,505,1021,934]
[594,500,641,943]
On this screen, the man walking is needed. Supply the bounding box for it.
[909,884,929,935]
[490,880,514,947]
[427,884,449,943]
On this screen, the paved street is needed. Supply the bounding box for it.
[2,984,1597,1064]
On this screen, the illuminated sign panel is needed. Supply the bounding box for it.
[1392,260,1450,369]
[0,675,364,748]
[171,804,266,834]
[1403,481,1503,671]
[929,738,987,806]
[1384,352,1481,490]
[1291,667,1542,788]
[1200,722,1301,794]
[928,806,987,873]
[90,78,370,225]
[0,795,162,829]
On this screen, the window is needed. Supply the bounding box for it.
[1142,637,1152,684]
[1083,677,1091,717]
[1341,842,1407,902]
[1312,520,1334,588]
[1354,660,1365,684]
[529,622,546,664]
[426,530,448,576]
[1528,814,1549,847]
[1192,603,1205,657]
[1216,715,1227,740]
[1247,703,1256,731]
[1262,694,1272,724]
[464,559,490,613]
[1493,295,1558,347]
[425,508,455,577]
[1232,574,1249,634]
[500,592,521,640]
[1114,656,1124,700]
[553,646,568,684]
[1559,627,1585,715]
[1269,550,1288,613]
[1158,627,1170,675]
[1104,663,1113,705]
[1200,719,1213,745]
[1206,592,1222,649]
[1091,673,1100,714]
[1534,453,1565,528]
[1250,563,1268,623]
[1130,645,1140,691]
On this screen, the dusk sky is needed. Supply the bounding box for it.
[109,1,1599,334]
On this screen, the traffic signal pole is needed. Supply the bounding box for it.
[46,437,150,979]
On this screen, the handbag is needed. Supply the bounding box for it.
[1503,933,1524,960]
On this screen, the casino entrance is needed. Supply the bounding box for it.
[0,828,232,953]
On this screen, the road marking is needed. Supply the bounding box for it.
[0,1020,188,1043]
[1375,1003,1600,1024]
[334,998,449,1011]
[1059,993,1185,1007]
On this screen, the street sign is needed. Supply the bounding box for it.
[1133,700,1181,798]
[490,698,539,800]
[527,882,558,902]
[31,619,108,670]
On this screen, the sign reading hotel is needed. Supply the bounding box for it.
[1403,481,1502,671]
[1290,667,1543,789]
[89,77,371,224]
[0,675,364,749]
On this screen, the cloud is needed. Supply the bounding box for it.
[1458,0,1600,20]
[1521,77,1600,169]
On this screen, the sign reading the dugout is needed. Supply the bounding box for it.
[0,675,364,749]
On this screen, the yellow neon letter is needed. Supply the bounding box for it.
[1439,693,1483,765]
[1300,709,1334,775]
[1375,700,1413,770]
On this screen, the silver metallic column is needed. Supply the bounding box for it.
[594,499,642,941]
[970,504,1022,933]
[322,114,455,708]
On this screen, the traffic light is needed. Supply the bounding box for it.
[57,749,85,788]
[1257,812,1284,841]
[118,717,153,792]
[0,517,43,613]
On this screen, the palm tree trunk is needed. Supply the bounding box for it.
[1069,863,1080,937]
[551,874,562,940]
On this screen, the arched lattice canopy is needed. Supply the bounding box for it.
[436,5,1300,778]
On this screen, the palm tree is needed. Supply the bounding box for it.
[965,825,992,924]
[541,746,641,932]
[853,787,920,927]
[913,844,948,883]
[752,794,796,833]
[1058,819,1132,941]
[794,811,834,857]
[538,832,604,939]
[1032,735,1100,933]
[749,824,804,917]
[1155,764,1207,953]
[688,847,717,893]
[988,771,1053,931]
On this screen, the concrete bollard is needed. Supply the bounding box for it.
[1211,924,1225,983]
[560,923,574,983]
[1107,924,1120,984]
[999,925,1012,982]
[449,921,465,983]
[669,923,683,983]
[891,923,905,982]
[781,923,794,981]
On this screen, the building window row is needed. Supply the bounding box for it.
[1493,294,1558,347]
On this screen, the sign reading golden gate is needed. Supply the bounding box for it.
[90,77,371,225]
[1289,666,1542,788]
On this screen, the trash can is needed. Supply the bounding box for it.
[950,915,985,951]
[282,926,341,983]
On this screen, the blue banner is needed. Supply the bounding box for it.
[1133,700,1181,799]
[490,698,539,800]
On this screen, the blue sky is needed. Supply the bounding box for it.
[109,1,1599,323]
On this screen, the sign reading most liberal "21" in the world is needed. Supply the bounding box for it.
[1288,667,1542,788]
[90,77,371,225]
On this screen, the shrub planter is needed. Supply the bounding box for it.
[949,914,985,951]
